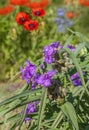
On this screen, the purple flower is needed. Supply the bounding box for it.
[67,45,76,52]
[24,117,31,123]
[44,54,54,64]
[20,60,36,84]
[55,18,65,24]
[57,8,65,17]
[43,42,60,64]
[43,46,54,55]
[36,70,56,87]
[26,102,36,115]
[51,41,60,49]
[72,78,82,86]
[71,72,80,80]
[32,82,37,90]
[55,8,74,33]
[71,72,82,86]
[24,101,39,123]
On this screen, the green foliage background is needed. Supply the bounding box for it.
[0,0,89,81]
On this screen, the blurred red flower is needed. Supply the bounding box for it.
[79,0,89,6]
[24,20,39,31]
[40,0,50,8]
[32,8,46,17]
[0,5,14,15]
[16,12,30,25]
[10,0,29,6]
[28,0,50,9]
[67,12,74,19]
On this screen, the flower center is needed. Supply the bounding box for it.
[29,23,35,28]
[20,17,25,23]
[35,11,41,16]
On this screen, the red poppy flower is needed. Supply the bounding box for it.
[28,0,50,9]
[32,8,46,17]
[67,12,74,19]
[79,0,89,6]
[16,12,30,25]
[40,0,50,8]
[0,5,14,15]
[24,20,39,31]
[10,0,29,6]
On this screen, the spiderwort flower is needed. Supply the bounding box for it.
[24,101,39,123]
[26,102,36,115]
[20,60,36,84]
[71,72,82,86]
[43,41,60,64]
[36,70,56,87]
[67,45,76,52]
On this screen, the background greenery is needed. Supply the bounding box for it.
[0,0,89,81]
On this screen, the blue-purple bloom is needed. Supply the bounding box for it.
[20,60,36,84]
[67,45,76,52]
[57,8,66,17]
[24,101,39,123]
[26,102,36,114]
[35,70,56,87]
[55,8,74,33]
[43,41,60,64]
[71,72,82,86]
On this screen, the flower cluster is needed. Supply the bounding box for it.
[71,72,82,86]
[15,8,45,31]
[15,0,50,31]
[21,41,83,87]
[22,101,39,122]
[43,42,76,64]
[35,70,56,87]
[21,60,55,88]
[20,41,84,122]
[0,0,50,31]
[20,60,36,84]
[55,8,74,33]
[43,41,61,64]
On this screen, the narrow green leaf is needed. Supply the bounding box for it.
[0,88,42,107]
[73,87,84,97]
[63,34,75,48]
[0,96,41,117]
[37,87,47,130]
[52,111,63,128]
[18,105,27,130]
[61,102,79,130]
